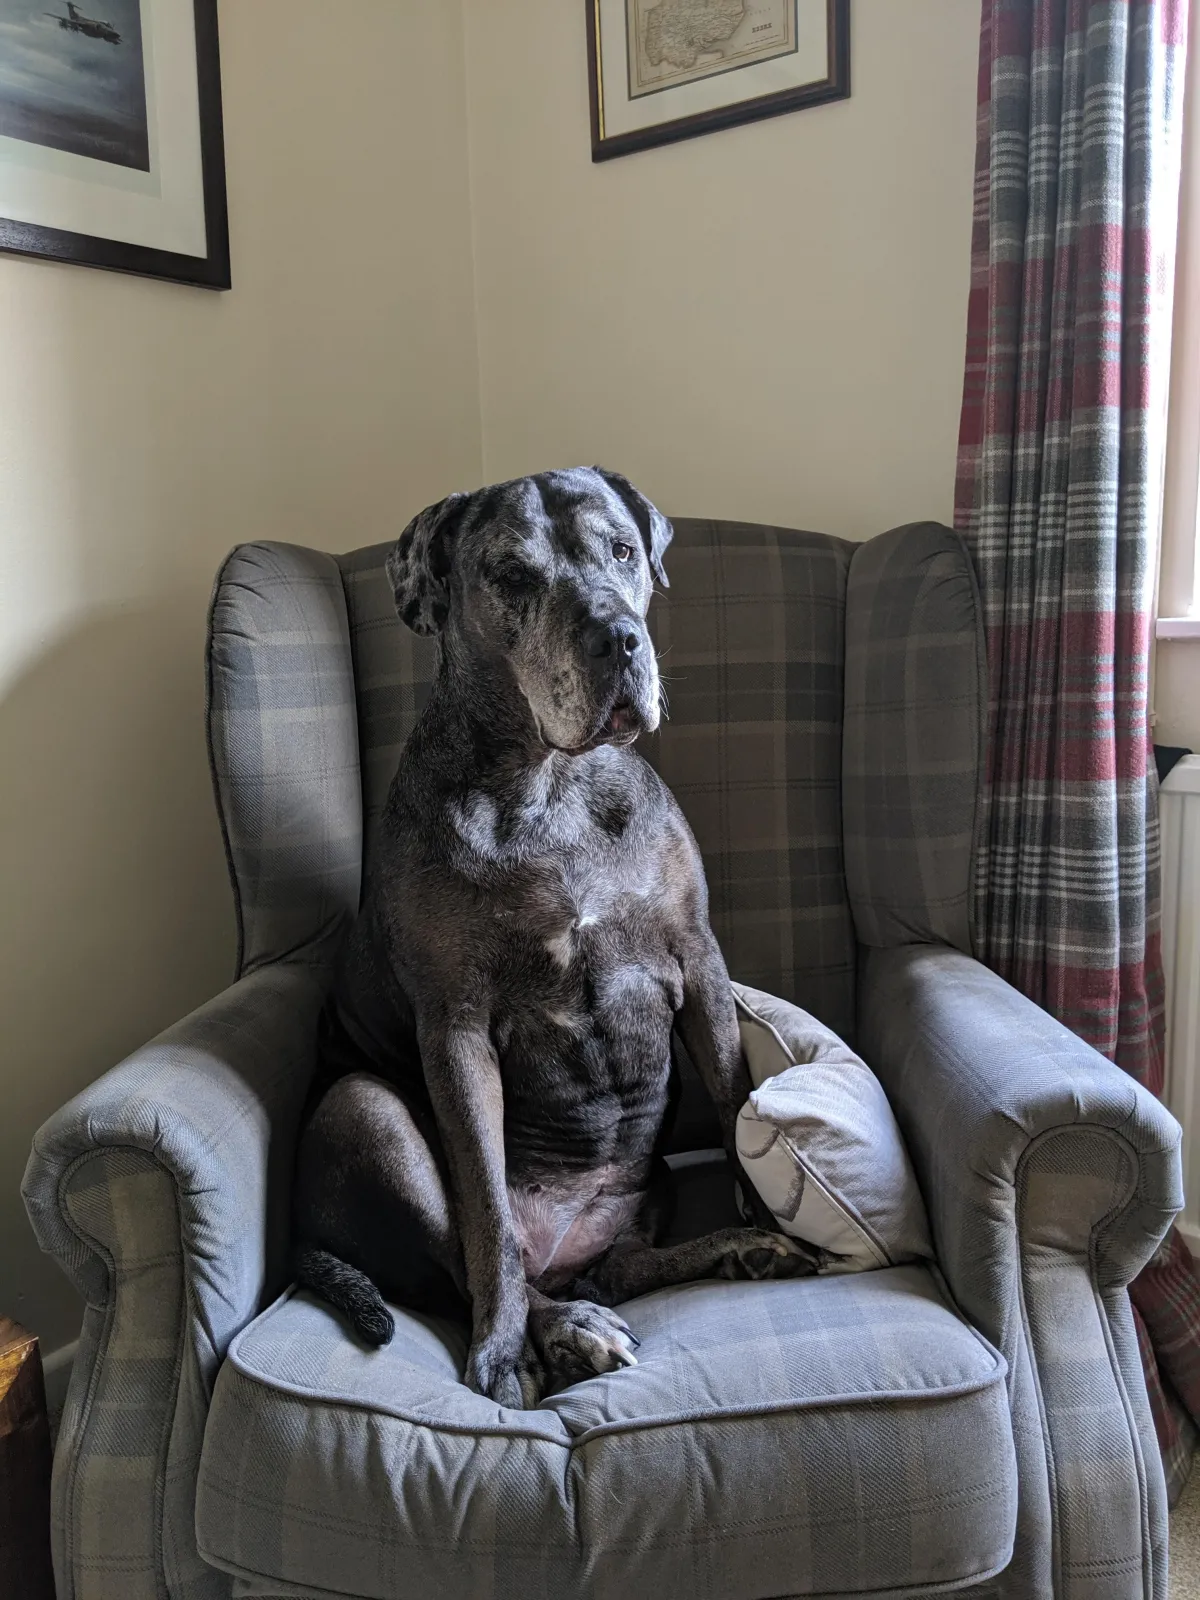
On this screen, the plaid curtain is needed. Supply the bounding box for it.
[954,0,1200,1496]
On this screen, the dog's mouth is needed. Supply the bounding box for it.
[605,700,640,741]
[546,698,646,756]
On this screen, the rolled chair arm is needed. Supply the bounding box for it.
[859,943,1181,1599]
[22,959,328,1600]
[859,945,1181,1289]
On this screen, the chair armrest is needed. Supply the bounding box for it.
[858,944,1180,1598]
[858,945,1181,1291]
[21,959,328,1600]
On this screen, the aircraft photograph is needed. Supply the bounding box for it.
[45,2,122,46]
[0,0,148,169]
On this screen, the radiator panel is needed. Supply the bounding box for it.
[1162,754,1200,1252]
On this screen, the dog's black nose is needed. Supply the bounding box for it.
[583,618,641,665]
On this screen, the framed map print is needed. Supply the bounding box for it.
[0,0,229,287]
[587,0,850,161]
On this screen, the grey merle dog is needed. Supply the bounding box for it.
[294,467,814,1408]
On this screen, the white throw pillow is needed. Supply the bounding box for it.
[733,983,933,1273]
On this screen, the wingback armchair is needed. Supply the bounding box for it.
[23,519,1181,1600]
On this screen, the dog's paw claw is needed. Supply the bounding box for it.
[531,1299,641,1384]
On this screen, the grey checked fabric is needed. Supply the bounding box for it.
[336,541,437,858]
[197,1265,1016,1600]
[52,1150,196,1600]
[208,543,363,973]
[22,962,329,1600]
[21,521,1183,1600]
[843,522,986,955]
[645,521,856,1036]
[859,944,1182,1599]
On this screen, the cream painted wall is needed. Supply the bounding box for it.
[1155,648,1200,751]
[463,0,980,537]
[0,0,482,1353]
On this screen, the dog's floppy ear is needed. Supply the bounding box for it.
[593,467,673,588]
[386,491,471,635]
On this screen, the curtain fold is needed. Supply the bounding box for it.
[955,0,1199,1496]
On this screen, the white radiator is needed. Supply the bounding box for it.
[1162,754,1200,1254]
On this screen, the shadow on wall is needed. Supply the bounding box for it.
[0,595,235,1351]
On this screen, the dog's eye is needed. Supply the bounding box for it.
[612,541,634,563]
[486,561,539,597]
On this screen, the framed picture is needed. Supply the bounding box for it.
[0,0,229,288]
[587,0,850,162]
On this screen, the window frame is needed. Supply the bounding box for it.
[1159,2,1200,642]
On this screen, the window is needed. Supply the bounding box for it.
[1160,14,1200,642]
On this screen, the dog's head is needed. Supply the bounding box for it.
[386,468,672,753]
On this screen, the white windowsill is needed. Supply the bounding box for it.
[1156,616,1200,638]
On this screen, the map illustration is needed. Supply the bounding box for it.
[626,0,797,99]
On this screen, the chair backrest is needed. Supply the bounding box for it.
[207,520,984,1041]
[841,522,986,962]
[336,519,859,1039]
[207,542,363,976]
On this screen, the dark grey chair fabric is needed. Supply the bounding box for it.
[22,520,1181,1600]
[640,522,857,1035]
[843,522,986,955]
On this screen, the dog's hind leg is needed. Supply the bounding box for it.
[581,1227,818,1305]
[566,1159,818,1307]
[294,1247,397,1346]
[293,1071,467,1341]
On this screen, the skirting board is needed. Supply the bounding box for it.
[41,1339,78,1417]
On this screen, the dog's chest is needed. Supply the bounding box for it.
[487,852,680,1128]
[496,853,680,1016]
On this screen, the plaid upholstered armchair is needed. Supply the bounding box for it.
[24,520,1180,1600]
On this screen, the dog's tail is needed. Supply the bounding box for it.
[294,1247,395,1347]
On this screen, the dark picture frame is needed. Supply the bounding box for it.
[0,0,230,288]
[587,0,850,162]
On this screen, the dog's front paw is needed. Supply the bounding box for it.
[715,1228,819,1282]
[465,1336,527,1408]
[516,1336,546,1408]
[529,1297,640,1387]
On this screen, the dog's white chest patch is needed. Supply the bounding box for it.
[544,927,576,967]
[545,1006,587,1033]
[450,793,499,854]
[544,876,620,960]
[543,888,605,966]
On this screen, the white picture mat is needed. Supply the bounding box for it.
[597,0,830,139]
[0,0,206,258]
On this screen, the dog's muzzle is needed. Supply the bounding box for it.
[578,614,655,742]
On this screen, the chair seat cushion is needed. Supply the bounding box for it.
[197,1265,1017,1600]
